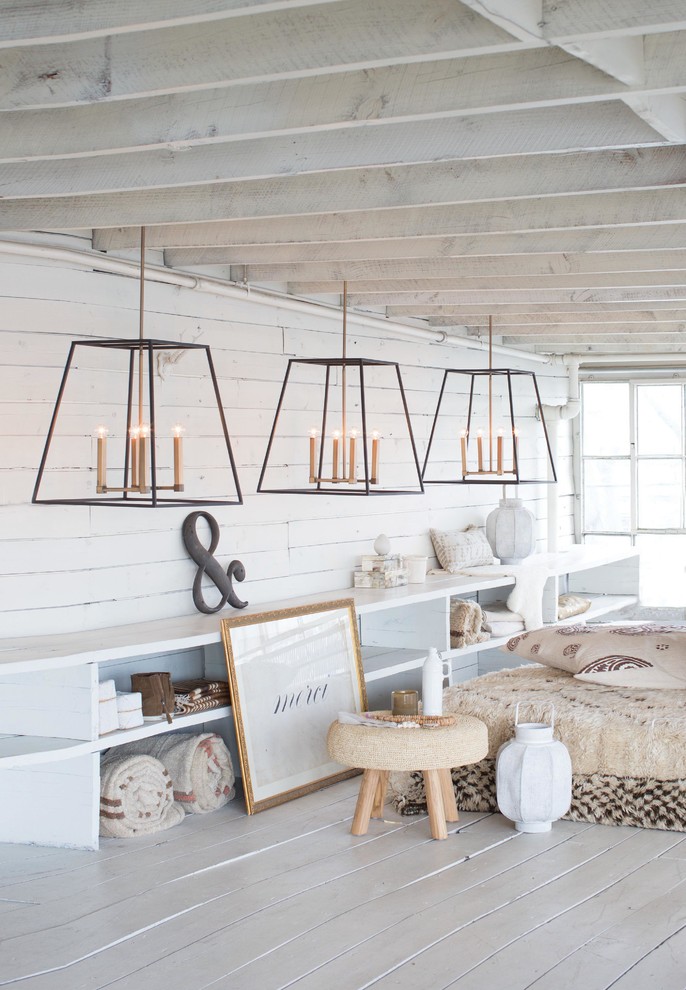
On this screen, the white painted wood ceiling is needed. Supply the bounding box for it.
[3,0,686,358]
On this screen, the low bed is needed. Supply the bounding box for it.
[390,648,686,831]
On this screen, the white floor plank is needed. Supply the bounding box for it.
[0,780,684,990]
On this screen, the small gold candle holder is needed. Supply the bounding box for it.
[391,689,419,717]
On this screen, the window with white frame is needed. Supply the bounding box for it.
[580,379,686,606]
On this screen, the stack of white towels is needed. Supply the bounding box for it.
[481,601,526,638]
[98,679,144,735]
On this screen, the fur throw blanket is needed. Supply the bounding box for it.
[117,732,235,814]
[449,598,490,649]
[99,752,185,838]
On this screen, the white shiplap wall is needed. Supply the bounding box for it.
[0,235,574,639]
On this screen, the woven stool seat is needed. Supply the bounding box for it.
[327,716,488,840]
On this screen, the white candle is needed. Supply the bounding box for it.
[477,430,484,473]
[129,426,139,489]
[460,430,468,477]
[172,424,184,490]
[371,431,380,485]
[309,429,318,482]
[348,430,357,483]
[332,430,340,481]
[138,424,149,492]
[96,426,108,492]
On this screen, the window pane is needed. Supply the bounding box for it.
[583,459,631,532]
[635,533,686,606]
[581,382,630,456]
[637,384,682,456]
[637,459,683,529]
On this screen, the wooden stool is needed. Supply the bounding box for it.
[327,716,488,840]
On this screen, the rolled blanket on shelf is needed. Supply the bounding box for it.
[99,752,185,838]
[118,732,235,814]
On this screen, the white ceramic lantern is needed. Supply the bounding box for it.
[496,704,572,833]
[486,497,535,564]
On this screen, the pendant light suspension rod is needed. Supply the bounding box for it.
[138,226,146,432]
[341,280,347,480]
[488,315,493,472]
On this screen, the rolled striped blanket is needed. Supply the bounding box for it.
[117,732,235,814]
[99,752,185,838]
[173,679,230,715]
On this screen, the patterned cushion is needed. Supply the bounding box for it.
[430,527,493,573]
[502,623,686,689]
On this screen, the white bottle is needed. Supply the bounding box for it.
[421,648,450,716]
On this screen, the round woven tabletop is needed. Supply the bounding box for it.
[327,715,488,772]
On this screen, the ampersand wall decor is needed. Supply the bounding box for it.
[182,511,248,614]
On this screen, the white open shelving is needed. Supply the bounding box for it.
[0,544,639,849]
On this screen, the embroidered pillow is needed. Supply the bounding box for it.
[430,527,493,573]
[502,623,686,688]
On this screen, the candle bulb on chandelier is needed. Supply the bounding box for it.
[309,429,318,482]
[332,430,340,481]
[129,426,140,488]
[172,424,185,491]
[460,430,468,477]
[371,430,380,485]
[348,429,357,483]
[138,424,150,492]
[96,426,108,492]
[476,430,484,473]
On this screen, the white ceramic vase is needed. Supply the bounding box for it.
[495,705,572,833]
[486,497,535,564]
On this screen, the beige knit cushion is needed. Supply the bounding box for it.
[430,527,493,573]
[503,623,686,688]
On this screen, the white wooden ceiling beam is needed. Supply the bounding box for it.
[0,0,519,112]
[78,144,686,248]
[161,224,686,266]
[501,324,686,336]
[0,102,661,202]
[0,0,341,47]
[5,32,686,163]
[540,0,686,40]
[349,287,686,306]
[44,187,686,247]
[228,251,686,283]
[389,299,686,317]
[289,272,686,295]
[443,309,686,326]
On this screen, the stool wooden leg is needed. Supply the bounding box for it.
[352,770,381,835]
[423,769,448,840]
[439,768,459,823]
[372,771,389,819]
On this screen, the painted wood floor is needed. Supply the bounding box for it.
[1,778,686,990]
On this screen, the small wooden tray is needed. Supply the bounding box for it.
[367,710,457,727]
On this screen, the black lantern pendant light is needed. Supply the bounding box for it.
[32,228,243,507]
[257,282,424,495]
[422,317,556,486]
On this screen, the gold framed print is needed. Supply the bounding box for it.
[221,598,367,814]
